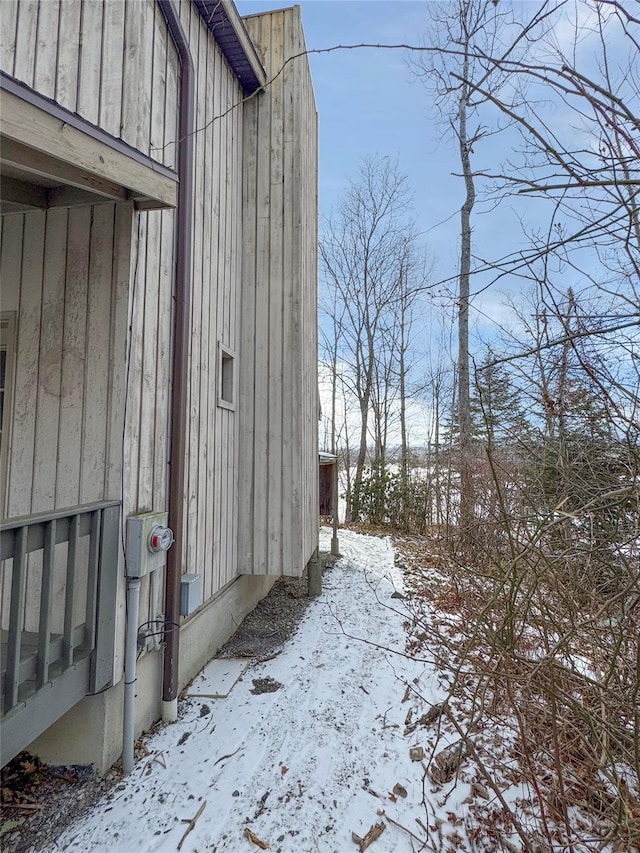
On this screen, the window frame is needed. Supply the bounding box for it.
[217,342,236,411]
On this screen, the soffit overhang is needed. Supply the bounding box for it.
[194,0,267,95]
[0,73,178,214]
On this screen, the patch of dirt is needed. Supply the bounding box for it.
[1,556,335,852]
[217,563,333,660]
[1,753,122,853]
[251,676,283,694]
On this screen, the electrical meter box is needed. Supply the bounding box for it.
[126,511,174,577]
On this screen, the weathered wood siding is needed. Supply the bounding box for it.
[0,203,132,631]
[239,7,319,576]
[119,0,245,611]
[0,0,180,654]
[0,0,179,170]
[170,0,244,599]
[1,205,132,517]
[2,1,317,625]
[93,1,245,611]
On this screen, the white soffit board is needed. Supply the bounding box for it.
[185,658,250,699]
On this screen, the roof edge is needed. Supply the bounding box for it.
[193,0,266,95]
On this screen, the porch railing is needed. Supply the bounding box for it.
[0,501,120,765]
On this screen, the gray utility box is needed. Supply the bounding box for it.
[126,511,173,577]
[180,573,203,617]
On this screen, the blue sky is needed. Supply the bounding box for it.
[239,1,437,217]
[237,1,633,311]
[237,0,484,442]
[236,1,546,341]
[236,0,637,445]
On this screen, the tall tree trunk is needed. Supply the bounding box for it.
[457,63,475,544]
[350,394,370,522]
[330,356,337,455]
[433,378,442,527]
[399,271,409,483]
[399,341,408,469]
[399,289,410,530]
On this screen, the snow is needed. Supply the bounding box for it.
[50,529,465,852]
[48,527,600,853]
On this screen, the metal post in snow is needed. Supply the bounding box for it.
[307,547,322,597]
[331,459,340,557]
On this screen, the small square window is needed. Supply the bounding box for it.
[218,343,235,410]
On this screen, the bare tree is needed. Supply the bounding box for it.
[462,1,639,339]
[413,0,541,544]
[314,5,639,843]
[320,155,424,521]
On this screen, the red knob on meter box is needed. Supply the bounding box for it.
[148,524,174,553]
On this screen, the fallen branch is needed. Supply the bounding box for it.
[415,816,430,837]
[214,746,242,766]
[352,821,385,851]
[444,707,536,853]
[379,810,426,845]
[144,751,167,776]
[177,800,206,850]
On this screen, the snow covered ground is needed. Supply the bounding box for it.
[47,527,620,853]
[49,528,472,853]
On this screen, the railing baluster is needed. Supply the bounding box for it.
[62,515,79,668]
[6,526,28,711]
[84,510,100,654]
[36,519,55,688]
[1,501,120,730]
[89,504,119,693]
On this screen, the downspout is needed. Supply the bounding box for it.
[157,0,194,722]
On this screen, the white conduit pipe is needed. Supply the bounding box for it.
[123,576,141,774]
[149,568,162,652]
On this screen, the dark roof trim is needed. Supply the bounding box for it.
[193,0,266,95]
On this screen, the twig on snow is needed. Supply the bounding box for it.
[214,746,242,766]
[177,799,206,850]
[378,809,433,850]
[444,707,536,853]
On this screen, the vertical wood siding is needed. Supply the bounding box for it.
[2,1,316,637]
[2,2,245,632]
[176,0,244,599]
[0,0,179,170]
[0,203,132,633]
[240,8,319,576]
[121,2,244,608]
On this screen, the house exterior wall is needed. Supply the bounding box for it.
[239,6,319,576]
[0,204,132,519]
[116,0,246,623]
[0,0,179,170]
[175,0,244,601]
[1,0,246,639]
[1,0,318,771]
[0,204,132,640]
